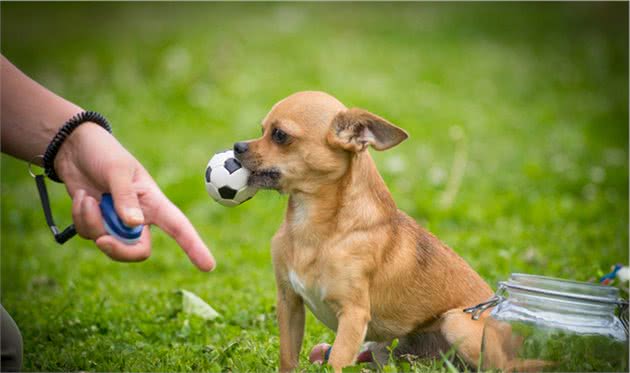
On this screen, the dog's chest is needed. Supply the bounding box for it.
[288,270,338,330]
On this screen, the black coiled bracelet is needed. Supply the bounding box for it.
[43,111,112,182]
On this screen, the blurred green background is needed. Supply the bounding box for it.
[1,2,628,371]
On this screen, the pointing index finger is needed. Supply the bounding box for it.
[149,191,216,272]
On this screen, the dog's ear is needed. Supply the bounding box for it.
[328,108,408,152]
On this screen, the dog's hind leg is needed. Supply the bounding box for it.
[351,313,519,370]
[439,308,552,372]
[438,308,488,369]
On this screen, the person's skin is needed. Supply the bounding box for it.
[0,55,215,271]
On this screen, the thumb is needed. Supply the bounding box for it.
[108,165,144,226]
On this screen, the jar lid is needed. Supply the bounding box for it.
[503,273,622,305]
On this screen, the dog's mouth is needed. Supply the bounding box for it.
[235,152,282,190]
[247,168,281,190]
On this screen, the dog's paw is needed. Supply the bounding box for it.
[308,343,332,364]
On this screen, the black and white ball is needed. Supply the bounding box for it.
[205,150,257,207]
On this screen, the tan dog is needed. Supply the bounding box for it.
[234,91,495,372]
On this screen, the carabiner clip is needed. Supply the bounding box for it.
[464,285,506,320]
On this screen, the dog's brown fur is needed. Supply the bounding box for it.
[235,91,502,372]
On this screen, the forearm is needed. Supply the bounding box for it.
[1,55,83,165]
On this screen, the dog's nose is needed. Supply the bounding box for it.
[233,142,249,155]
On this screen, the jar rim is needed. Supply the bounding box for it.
[503,273,624,305]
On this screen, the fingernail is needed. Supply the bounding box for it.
[125,208,144,224]
[207,258,216,272]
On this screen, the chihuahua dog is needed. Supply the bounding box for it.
[234,91,515,372]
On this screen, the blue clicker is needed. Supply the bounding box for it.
[99,193,143,244]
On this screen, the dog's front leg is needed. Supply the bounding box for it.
[328,304,370,372]
[277,284,305,372]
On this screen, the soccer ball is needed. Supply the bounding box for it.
[205,150,258,207]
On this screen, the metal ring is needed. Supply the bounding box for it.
[28,155,45,178]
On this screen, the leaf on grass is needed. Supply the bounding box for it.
[180,289,220,320]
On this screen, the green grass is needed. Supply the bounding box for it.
[1,2,628,372]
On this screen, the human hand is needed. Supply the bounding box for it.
[54,122,215,271]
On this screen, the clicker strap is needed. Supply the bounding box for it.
[34,174,77,244]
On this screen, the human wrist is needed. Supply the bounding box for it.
[43,111,112,182]
[55,122,110,182]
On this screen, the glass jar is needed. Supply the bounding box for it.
[466,273,628,372]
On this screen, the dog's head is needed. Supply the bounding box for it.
[234,91,408,194]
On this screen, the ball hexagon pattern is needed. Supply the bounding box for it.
[205,150,258,207]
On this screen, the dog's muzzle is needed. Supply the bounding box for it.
[248,168,282,189]
[233,141,281,190]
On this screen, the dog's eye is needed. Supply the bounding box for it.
[272,128,289,145]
